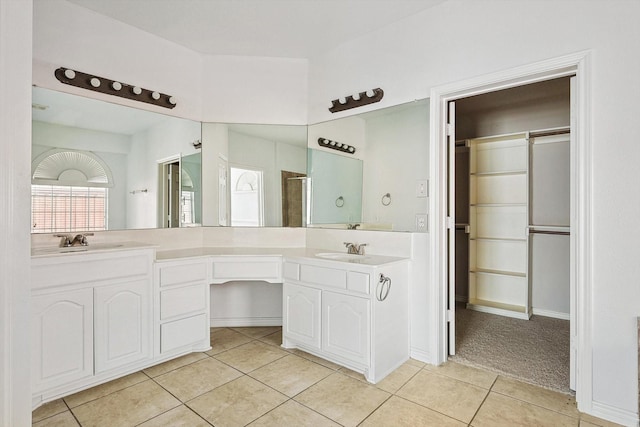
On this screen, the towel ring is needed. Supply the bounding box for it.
[335,196,344,207]
[381,193,391,206]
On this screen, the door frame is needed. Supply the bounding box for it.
[157,154,182,228]
[428,51,592,411]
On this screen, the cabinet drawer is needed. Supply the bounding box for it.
[347,271,370,294]
[159,262,207,287]
[160,284,207,320]
[161,314,208,353]
[212,259,281,283]
[300,264,347,290]
[283,262,300,281]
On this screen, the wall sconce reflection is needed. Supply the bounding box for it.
[318,138,356,154]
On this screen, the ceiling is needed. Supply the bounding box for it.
[65,0,446,59]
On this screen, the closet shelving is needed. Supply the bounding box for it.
[466,132,531,319]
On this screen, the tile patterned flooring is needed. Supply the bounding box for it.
[33,327,622,427]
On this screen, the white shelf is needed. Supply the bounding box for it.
[466,299,530,320]
[470,237,527,243]
[470,203,526,207]
[468,133,530,318]
[470,170,526,177]
[470,268,526,278]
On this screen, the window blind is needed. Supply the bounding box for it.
[31,185,108,233]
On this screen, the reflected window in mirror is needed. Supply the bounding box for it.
[32,87,202,232]
[31,148,113,233]
[32,185,107,233]
[201,123,308,228]
[230,166,264,227]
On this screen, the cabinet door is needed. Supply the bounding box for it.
[283,283,321,349]
[322,292,370,365]
[32,288,93,392]
[94,279,151,373]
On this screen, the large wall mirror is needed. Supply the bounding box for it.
[306,98,430,232]
[31,87,202,233]
[32,87,429,234]
[201,99,430,232]
[200,123,308,227]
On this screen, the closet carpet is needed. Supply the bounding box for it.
[450,306,571,394]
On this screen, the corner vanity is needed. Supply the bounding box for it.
[30,243,409,409]
[282,252,409,383]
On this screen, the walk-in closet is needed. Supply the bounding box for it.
[450,77,573,392]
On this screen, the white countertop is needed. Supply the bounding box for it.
[155,246,408,266]
[31,241,158,258]
[31,242,408,267]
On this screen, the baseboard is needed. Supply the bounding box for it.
[531,308,570,320]
[590,401,639,427]
[210,317,282,327]
[410,348,432,364]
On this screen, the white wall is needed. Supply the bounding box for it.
[0,0,32,425]
[201,123,229,226]
[201,55,308,125]
[32,0,203,121]
[307,0,640,421]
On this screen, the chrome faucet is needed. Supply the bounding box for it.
[55,233,94,247]
[344,242,367,255]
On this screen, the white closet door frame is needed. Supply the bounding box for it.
[428,51,591,412]
[447,101,456,355]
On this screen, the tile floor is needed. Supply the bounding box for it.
[33,327,622,427]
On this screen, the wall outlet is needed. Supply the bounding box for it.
[416,180,428,198]
[416,213,428,232]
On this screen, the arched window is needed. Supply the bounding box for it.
[31,149,113,233]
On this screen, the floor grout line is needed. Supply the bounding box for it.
[34,327,603,427]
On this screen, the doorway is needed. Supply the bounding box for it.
[281,170,306,227]
[450,77,572,391]
[160,159,181,228]
[428,51,592,407]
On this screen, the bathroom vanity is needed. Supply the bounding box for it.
[30,243,409,408]
[282,253,409,383]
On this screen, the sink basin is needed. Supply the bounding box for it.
[32,243,124,255]
[315,252,370,262]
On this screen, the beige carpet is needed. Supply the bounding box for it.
[449,306,571,394]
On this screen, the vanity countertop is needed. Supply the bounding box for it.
[155,246,408,267]
[31,241,158,258]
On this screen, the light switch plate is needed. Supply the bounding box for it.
[416,180,428,198]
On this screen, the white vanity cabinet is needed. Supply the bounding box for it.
[283,283,321,349]
[31,288,94,393]
[94,278,151,373]
[282,257,409,383]
[154,258,211,356]
[31,247,154,405]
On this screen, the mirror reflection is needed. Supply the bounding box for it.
[31,87,202,233]
[307,98,430,231]
[201,123,308,227]
[307,149,363,224]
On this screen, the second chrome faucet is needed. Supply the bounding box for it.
[344,242,367,255]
